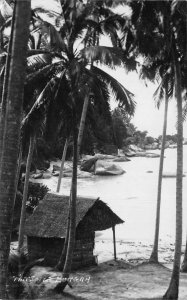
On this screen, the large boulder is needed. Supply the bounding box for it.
[125,151,136,157]
[80,157,98,172]
[129,144,143,152]
[94,160,125,175]
[52,164,61,172]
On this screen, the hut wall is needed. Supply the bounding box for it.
[72,230,97,269]
[27,231,97,269]
[27,236,64,266]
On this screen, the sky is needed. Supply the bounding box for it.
[103,65,182,138]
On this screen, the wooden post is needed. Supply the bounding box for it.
[112,226,117,261]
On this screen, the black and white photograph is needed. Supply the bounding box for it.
[0,0,187,299]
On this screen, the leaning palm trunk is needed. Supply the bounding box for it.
[150,87,169,263]
[18,134,35,254]
[77,93,89,159]
[0,1,31,298]
[163,44,183,300]
[54,108,78,292]
[181,237,187,272]
[56,137,69,193]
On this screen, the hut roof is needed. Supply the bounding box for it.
[25,192,124,238]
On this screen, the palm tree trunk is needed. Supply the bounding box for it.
[77,93,89,159]
[55,208,70,271]
[0,2,16,162]
[181,237,187,272]
[150,86,169,263]
[18,134,35,254]
[56,137,69,193]
[54,108,78,293]
[163,44,183,300]
[0,2,31,297]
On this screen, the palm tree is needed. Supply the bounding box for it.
[141,67,174,263]
[0,0,31,298]
[150,80,169,263]
[163,36,183,300]
[56,136,70,193]
[128,1,186,298]
[34,0,135,289]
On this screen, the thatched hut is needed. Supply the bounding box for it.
[25,192,124,270]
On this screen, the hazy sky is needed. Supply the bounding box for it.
[104,65,182,138]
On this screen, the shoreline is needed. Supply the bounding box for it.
[27,149,187,271]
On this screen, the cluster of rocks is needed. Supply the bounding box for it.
[29,144,164,180]
[29,153,129,180]
[144,141,177,151]
[125,145,160,158]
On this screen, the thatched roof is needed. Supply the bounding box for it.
[25,192,124,238]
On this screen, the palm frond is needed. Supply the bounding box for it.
[153,81,165,109]
[44,72,72,142]
[91,66,135,114]
[171,0,187,16]
[0,0,12,21]
[32,6,64,30]
[22,75,60,133]
[153,73,174,109]
[26,60,63,85]
[80,46,133,69]
[27,53,53,72]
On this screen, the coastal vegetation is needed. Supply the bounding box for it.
[0,0,186,299]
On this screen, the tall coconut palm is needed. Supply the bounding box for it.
[36,0,135,289]
[128,1,186,298]
[138,58,173,264]
[0,0,31,298]
[140,66,174,264]
[150,80,169,263]
[163,36,183,300]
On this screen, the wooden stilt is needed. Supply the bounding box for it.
[112,226,116,260]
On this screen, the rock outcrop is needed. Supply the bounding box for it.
[94,160,125,175]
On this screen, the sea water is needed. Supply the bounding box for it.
[41,146,187,262]
[59,146,187,247]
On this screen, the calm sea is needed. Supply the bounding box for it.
[59,146,187,247]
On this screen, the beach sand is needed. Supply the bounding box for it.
[20,261,187,300]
